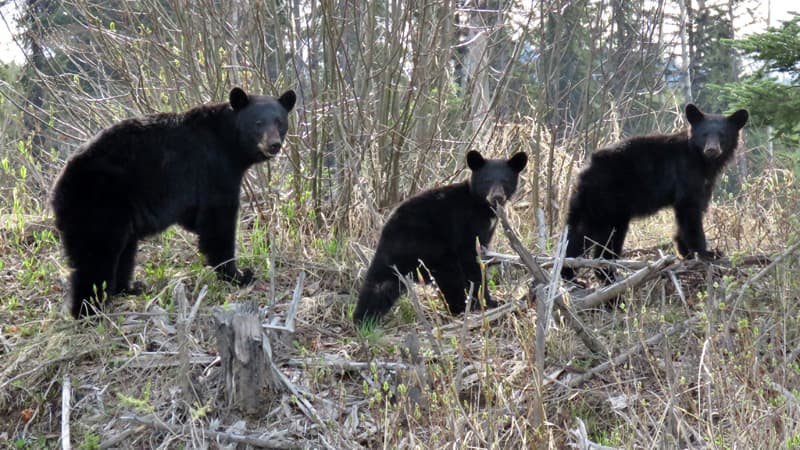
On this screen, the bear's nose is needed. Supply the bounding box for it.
[268,142,282,155]
[486,185,506,205]
[703,145,721,158]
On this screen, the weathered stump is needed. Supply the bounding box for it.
[213,303,279,416]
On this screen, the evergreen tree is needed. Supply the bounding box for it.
[718,14,800,145]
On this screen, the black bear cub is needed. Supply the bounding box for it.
[561,104,748,283]
[52,87,296,318]
[354,151,528,324]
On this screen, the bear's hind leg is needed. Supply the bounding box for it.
[65,224,133,318]
[354,266,406,325]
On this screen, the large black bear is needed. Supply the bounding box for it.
[52,87,296,318]
[561,104,748,283]
[354,151,528,325]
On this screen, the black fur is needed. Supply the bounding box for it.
[52,88,296,318]
[562,104,748,283]
[354,151,528,324]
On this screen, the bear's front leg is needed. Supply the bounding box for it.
[197,205,254,285]
[674,203,714,260]
[431,264,470,315]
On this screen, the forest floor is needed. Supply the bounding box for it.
[1,174,800,449]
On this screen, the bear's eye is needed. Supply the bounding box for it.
[255,120,265,127]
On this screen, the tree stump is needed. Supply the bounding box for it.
[213,303,279,416]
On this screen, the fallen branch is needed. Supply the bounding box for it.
[553,292,605,354]
[287,355,412,372]
[111,352,216,369]
[269,354,333,437]
[571,255,677,311]
[438,299,527,333]
[120,414,300,449]
[484,251,772,271]
[566,313,701,388]
[485,251,652,271]
[494,205,548,284]
[99,426,146,449]
[496,205,605,354]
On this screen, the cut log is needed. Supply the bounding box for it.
[213,303,279,416]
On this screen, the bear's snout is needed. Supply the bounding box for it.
[486,185,507,205]
[703,135,722,158]
[258,133,283,157]
[267,141,282,155]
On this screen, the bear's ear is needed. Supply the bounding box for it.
[507,152,528,173]
[278,90,297,112]
[229,87,249,110]
[728,109,749,130]
[685,103,704,126]
[466,151,486,171]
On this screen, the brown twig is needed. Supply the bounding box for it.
[566,313,701,388]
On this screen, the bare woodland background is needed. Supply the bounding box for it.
[1,0,800,448]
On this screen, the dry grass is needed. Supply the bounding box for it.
[2,147,800,449]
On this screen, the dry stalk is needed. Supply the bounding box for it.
[284,271,305,333]
[61,374,71,450]
[726,239,800,321]
[397,268,444,358]
[173,282,191,408]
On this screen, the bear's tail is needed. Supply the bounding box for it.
[353,273,405,325]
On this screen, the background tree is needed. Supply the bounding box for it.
[718,14,800,146]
